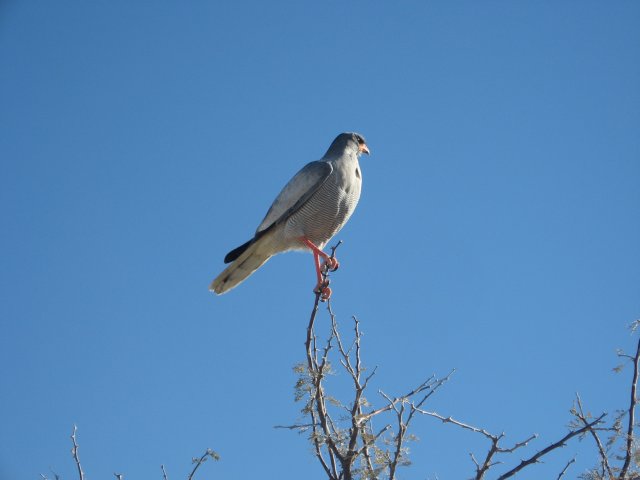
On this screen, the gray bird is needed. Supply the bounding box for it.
[210,132,370,299]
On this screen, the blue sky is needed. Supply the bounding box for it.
[1,1,639,479]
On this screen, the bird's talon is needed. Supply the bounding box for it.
[324,257,340,272]
[314,279,330,295]
[320,286,332,301]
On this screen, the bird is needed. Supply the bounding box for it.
[210,132,370,300]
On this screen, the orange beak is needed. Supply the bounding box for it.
[359,143,370,155]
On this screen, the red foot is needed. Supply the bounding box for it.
[314,280,332,301]
[300,237,339,271]
[320,286,332,301]
[323,257,339,272]
[301,237,338,301]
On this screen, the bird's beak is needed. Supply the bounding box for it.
[359,143,370,155]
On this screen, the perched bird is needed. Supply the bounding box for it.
[210,132,370,300]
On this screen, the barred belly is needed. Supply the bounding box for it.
[285,175,361,248]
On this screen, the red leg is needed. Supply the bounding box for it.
[301,237,334,300]
[299,237,339,271]
[312,250,323,288]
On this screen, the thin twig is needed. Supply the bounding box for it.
[301,242,449,479]
[385,399,406,480]
[305,281,340,479]
[187,448,219,480]
[306,288,337,477]
[329,312,368,464]
[357,423,392,460]
[274,422,317,430]
[377,375,453,480]
[406,373,453,427]
[368,377,435,420]
[311,407,335,479]
[329,241,342,263]
[70,425,85,480]
[417,410,498,440]
[556,457,576,480]
[187,451,207,480]
[418,406,518,479]
[498,434,537,454]
[575,394,614,479]
[306,288,321,371]
[620,337,640,479]
[496,414,606,480]
[161,464,169,480]
[476,435,502,480]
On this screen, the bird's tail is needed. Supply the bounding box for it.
[209,235,275,294]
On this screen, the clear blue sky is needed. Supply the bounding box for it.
[1,2,639,479]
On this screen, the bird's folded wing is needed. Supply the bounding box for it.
[256,161,333,233]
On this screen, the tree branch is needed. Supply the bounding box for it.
[496,413,606,480]
[620,336,640,479]
[574,393,614,479]
[296,246,452,479]
[70,425,85,480]
[187,448,219,480]
[305,269,341,479]
[556,457,576,480]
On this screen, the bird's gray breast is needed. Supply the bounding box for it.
[284,160,362,247]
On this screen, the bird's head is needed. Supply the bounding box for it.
[326,132,370,158]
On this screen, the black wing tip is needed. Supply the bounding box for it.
[223,238,253,263]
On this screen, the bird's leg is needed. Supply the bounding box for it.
[299,237,340,272]
[312,250,324,289]
[311,249,332,301]
[301,237,333,301]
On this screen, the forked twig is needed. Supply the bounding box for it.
[556,457,576,479]
[574,394,614,479]
[620,337,640,479]
[187,448,219,480]
[496,414,606,480]
[70,425,85,480]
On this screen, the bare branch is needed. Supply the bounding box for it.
[40,469,60,480]
[388,402,407,480]
[369,378,434,420]
[274,422,317,430]
[70,425,85,480]
[496,413,606,480]
[417,409,497,440]
[418,406,534,476]
[187,448,219,480]
[498,434,537,454]
[556,457,576,480]
[475,435,502,480]
[620,336,640,480]
[575,394,614,479]
[304,279,342,480]
[161,464,169,480]
[328,312,371,465]
[328,241,342,263]
[406,373,454,428]
[310,407,337,480]
[296,252,453,480]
